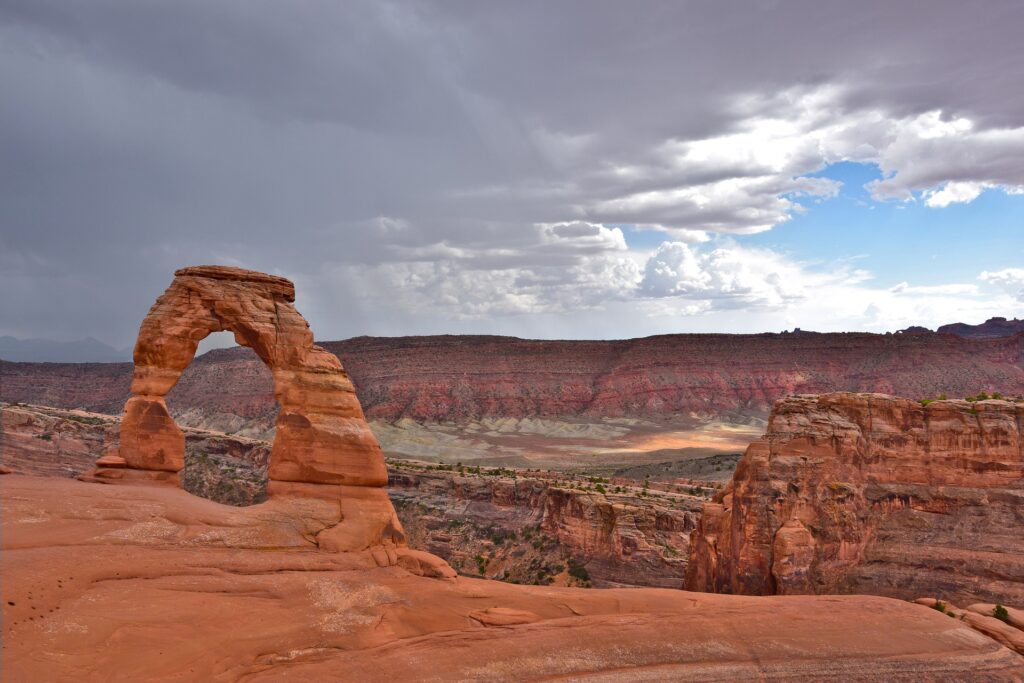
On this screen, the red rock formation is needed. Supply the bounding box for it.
[686,393,1024,605]
[4,474,1023,680]
[81,265,425,558]
[4,331,1023,428]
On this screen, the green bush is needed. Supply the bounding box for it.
[994,604,1010,623]
[567,559,590,582]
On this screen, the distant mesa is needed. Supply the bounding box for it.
[938,316,1024,339]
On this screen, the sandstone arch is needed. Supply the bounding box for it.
[89,265,412,554]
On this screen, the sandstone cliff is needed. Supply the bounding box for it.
[3,331,1022,429]
[390,466,700,588]
[686,392,1024,605]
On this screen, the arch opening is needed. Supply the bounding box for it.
[169,331,274,506]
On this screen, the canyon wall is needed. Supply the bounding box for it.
[3,331,1022,429]
[390,467,700,588]
[686,393,1024,605]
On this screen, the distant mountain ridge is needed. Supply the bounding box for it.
[4,317,1023,362]
[2,331,1023,429]
[937,317,1024,339]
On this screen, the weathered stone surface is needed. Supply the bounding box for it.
[687,393,1024,605]
[74,265,420,558]
[107,265,386,489]
[916,598,1024,655]
[4,474,1023,681]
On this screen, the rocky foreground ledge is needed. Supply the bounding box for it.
[4,474,1024,681]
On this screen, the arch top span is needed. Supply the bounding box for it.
[91,264,389,494]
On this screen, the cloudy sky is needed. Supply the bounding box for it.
[2,1,1023,353]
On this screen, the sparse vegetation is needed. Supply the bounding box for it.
[994,604,1010,623]
[63,414,109,426]
[567,558,590,582]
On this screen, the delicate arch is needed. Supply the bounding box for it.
[93,265,387,491]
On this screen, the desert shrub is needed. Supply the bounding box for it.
[932,600,947,614]
[65,414,108,425]
[994,604,1010,623]
[595,484,606,494]
[567,558,590,582]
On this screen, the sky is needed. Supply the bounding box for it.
[2,1,1023,354]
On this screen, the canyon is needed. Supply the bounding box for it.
[2,401,707,589]
[687,393,1024,606]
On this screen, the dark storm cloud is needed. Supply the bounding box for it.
[1,0,1023,347]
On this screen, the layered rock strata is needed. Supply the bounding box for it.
[686,393,1024,605]
[4,330,1022,428]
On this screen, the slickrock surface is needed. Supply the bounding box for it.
[914,599,1024,656]
[687,393,1024,605]
[390,465,701,588]
[4,474,1023,682]
[3,330,1022,428]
